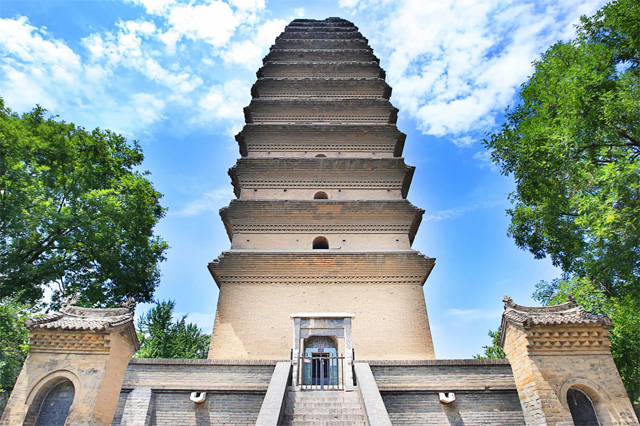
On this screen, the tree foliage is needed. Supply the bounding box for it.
[136,300,210,359]
[0,297,31,400]
[485,0,639,404]
[0,100,168,307]
[473,328,506,360]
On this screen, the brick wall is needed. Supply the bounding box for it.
[110,360,274,426]
[382,391,525,425]
[368,360,525,426]
[209,282,434,360]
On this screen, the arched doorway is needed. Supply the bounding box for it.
[567,387,600,426]
[28,379,75,426]
[303,336,338,386]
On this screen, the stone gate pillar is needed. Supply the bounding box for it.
[1,297,139,426]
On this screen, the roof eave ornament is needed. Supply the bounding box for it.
[121,297,137,313]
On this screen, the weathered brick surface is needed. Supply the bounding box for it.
[381,391,526,425]
[367,361,525,425]
[209,282,435,360]
[368,359,518,391]
[120,387,153,426]
[148,392,263,426]
[121,359,277,391]
[503,323,639,426]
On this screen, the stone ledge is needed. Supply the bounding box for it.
[360,359,512,366]
[129,358,287,366]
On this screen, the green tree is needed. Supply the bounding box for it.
[0,100,168,307]
[0,297,31,405]
[473,328,506,360]
[485,0,639,405]
[136,300,210,359]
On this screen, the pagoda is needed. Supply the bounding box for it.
[3,17,637,426]
[207,17,436,372]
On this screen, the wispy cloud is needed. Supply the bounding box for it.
[445,308,502,322]
[473,150,499,172]
[171,187,233,217]
[342,0,606,141]
[423,200,501,222]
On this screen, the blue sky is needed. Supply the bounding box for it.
[0,0,607,358]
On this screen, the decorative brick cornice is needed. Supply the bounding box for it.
[28,330,111,354]
[208,251,435,289]
[499,296,612,352]
[229,157,415,198]
[524,326,611,353]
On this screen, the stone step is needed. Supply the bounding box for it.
[284,406,365,414]
[282,414,368,422]
[280,390,367,426]
[283,422,367,426]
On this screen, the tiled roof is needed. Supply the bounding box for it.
[501,296,611,328]
[25,297,136,331]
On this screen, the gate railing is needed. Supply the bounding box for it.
[298,354,345,391]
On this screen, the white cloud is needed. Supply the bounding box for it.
[339,0,361,7]
[222,18,286,69]
[473,150,499,172]
[132,93,166,125]
[173,187,234,217]
[423,200,501,222]
[125,0,176,15]
[224,40,262,68]
[197,79,251,122]
[450,136,475,148]
[0,16,83,111]
[351,0,607,140]
[166,1,238,47]
[445,308,502,322]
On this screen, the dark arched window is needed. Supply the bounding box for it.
[313,236,329,249]
[314,191,328,199]
[315,154,326,157]
[567,387,600,426]
[31,380,75,426]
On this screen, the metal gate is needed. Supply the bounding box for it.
[298,354,345,391]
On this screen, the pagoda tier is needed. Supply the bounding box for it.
[251,78,391,99]
[243,99,398,124]
[263,49,377,63]
[220,199,423,249]
[236,124,406,158]
[273,38,369,49]
[257,61,385,78]
[287,19,355,28]
[208,251,434,287]
[285,25,358,32]
[229,157,414,199]
[277,31,365,40]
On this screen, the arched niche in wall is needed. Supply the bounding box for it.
[315,154,326,157]
[314,191,328,199]
[24,379,75,426]
[567,387,600,426]
[313,236,329,249]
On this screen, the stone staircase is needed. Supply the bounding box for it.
[279,390,368,425]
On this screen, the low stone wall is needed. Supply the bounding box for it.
[110,359,281,426]
[367,359,526,426]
